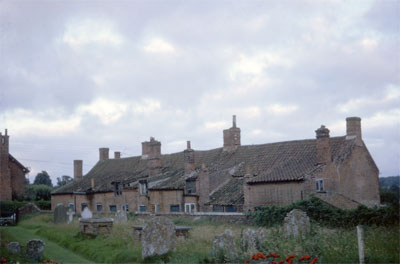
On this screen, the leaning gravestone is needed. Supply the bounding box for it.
[241,228,266,254]
[81,207,93,219]
[211,229,239,262]
[26,239,45,261]
[6,242,21,254]
[141,217,176,259]
[53,205,68,224]
[115,210,128,224]
[283,209,310,238]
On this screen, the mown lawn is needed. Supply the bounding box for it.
[0,214,399,263]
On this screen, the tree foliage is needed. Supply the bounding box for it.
[33,171,52,187]
[25,184,52,201]
[56,175,73,187]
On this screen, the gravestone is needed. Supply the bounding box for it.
[6,242,21,254]
[26,239,45,261]
[115,210,128,224]
[241,228,266,254]
[53,205,68,224]
[67,208,75,223]
[141,217,176,259]
[283,209,310,238]
[211,229,239,262]
[81,207,93,219]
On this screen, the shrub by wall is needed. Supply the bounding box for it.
[249,197,399,228]
[0,200,51,216]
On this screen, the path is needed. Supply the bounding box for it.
[1,226,92,263]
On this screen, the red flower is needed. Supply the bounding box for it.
[244,259,250,264]
[286,254,296,261]
[251,254,259,260]
[278,260,284,264]
[1,257,6,264]
[299,256,311,261]
[310,257,319,264]
[268,253,280,258]
[257,252,266,259]
[287,259,293,264]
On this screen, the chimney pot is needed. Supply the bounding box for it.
[187,141,191,149]
[114,151,121,159]
[233,115,236,128]
[315,125,332,164]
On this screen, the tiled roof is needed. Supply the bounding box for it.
[207,177,244,206]
[53,136,356,195]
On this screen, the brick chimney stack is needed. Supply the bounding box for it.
[0,129,11,200]
[99,148,109,161]
[243,166,252,212]
[141,137,162,176]
[315,125,332,165]
[184,141,195,174]
[223,115,241,151]
[346,117,362,145]
[73,160,83,180]
[198,163,210,211]
[114,152,121,159]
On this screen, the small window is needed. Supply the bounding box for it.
[121,203,129,212]
[97,203,103,212]
[212,205,224,212]
[186,180,196,194]
[185,203,196,213]
[139,205,146,212]
[68,203,74,211]
[109,205,117,212]
[114,182,122,196]
[170,205,180,212]
[81,203,88,211]
[316,179,324,192]
[225,205,237,212]
[139,180,148,195]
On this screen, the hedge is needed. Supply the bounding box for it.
[249,197,399,228]
[0,200,51,217]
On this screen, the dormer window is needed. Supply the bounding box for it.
[186,180,196,194]
[139,179,148,195]
[113,182,122,196]
[316,179,324,192]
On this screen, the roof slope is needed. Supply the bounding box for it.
[53,136,356,195]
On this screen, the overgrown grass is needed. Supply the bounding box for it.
[2,214,399,263]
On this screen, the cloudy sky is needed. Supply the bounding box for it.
[0,0,398,185]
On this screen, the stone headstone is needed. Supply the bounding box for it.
[141,217,176,259]
[283,209,310,238]
[26,239,45,261]
[6,242,21,254]
[81,207,93,219]
[115,210,128,224]
[67,208,75,223]
[211,229,239,262]
[53,205,68,224]
[241,228,266,254]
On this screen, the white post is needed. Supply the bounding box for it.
[357,225,365,264]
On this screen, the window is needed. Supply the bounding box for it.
[316,179,324,192]
[113,182,122,196]
[97,203,103,212]
[185,203,196,213]
[212,205,224,212]
[139,205,146,212]
[68,203,74,211]
[186,180,196,194]
[81,203,88,211]
[139,180,148,195]
[121,203,129,212]
[109,205,117,212]
[170,205,180,212]
[225,205,237,212]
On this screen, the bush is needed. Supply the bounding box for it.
[0,201,27,217]
[25,184,53,201]
[249,197,399,228]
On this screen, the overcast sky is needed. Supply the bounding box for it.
[0,0,398,185]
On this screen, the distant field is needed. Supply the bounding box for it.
[0,214,399,263]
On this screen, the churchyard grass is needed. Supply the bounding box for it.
[1,214,398,263]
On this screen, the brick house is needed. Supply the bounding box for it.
[0,129,30,201]
[51,116,380,213]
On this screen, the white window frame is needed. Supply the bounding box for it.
[139,181,148,195]
[185,203,196,213]
[96,203,103,212]
[316,178,324,192]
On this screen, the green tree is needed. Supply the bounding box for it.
[33,171,53,187]
[25,184,52,201]
[56,175,73,187]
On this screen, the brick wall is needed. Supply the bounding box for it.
[9,160,26,197]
